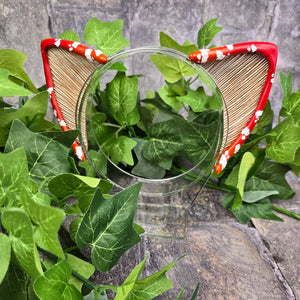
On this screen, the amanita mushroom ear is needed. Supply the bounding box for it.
[41,39,107,161]
[189,42,277,174]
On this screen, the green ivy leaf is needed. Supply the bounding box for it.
[245,160,295,200]
[79,149,108,177]
[34,260,82,300]
[75,183,142,272]
[177,87,209,112]
[0,233,11,284]
[48,174,112,213]
[84,18,130,56]
[0,91,58,147]
[242,190,279,203]
[0,263,28,300]
[0,49,38,93]
[225,152,255,210]
[1,208,43,279]
[0,68,32,97]
[5,120,76,190]
[103,135,137,166]
[279,90,300,119]
[289,148,300,167]
[223,193,283,224]
[0,148,29,207]
[149,54,196,83]
[158,84,183,112]
[159,32,198,55]
[21,189,65,258]
[266,117,300,163]
[143,116,219,170]
[58,30,81,42]
[114,255,148,300]
[197,19,223,48]
[125,255,184,299]
[101,72,138,124]
[109,62,128,72]
[131,138,166,179]
[176,116,219,166]
[279,71,293,108]
[142,119,183,169]
[44,254,95,293]
[125,106,140,126]
[49,173,112,214]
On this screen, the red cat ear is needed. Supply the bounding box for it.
[189,42,277,174]
[41,39,107,161]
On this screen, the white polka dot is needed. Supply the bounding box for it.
[216,50,225,60]
[85,49,93,61]
[54,39,61,47]
[59,120,66,127]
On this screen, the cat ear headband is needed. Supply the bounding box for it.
[41,39,277,174]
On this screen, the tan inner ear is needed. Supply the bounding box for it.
[202,53,269,149]
[47,47,100,148]
[47,47,269,155]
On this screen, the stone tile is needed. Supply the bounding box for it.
[145,223,293,299]
[0,0,51,88]
[93,222,292,299]
[89,184,295,299]
[252,182,300,299]
[48,0,129,43]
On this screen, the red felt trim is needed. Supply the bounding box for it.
[41,39,108,161]
[189,42,278,174]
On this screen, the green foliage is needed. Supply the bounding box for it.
[2,208,44,279]
[0,49,38,93]
[160,31,198,55]
[58,30,81,43]
[84,18,130,56]
[75,184,142,272]
[197,19,223,48]
[0,68,32,97]
[0,91,60,147]
[34,260,82,300]
[0,233,11,284]
[266,116,300,162]
[219,69,300,222]
[150,54,197,83]
[101,72,139,123]
[0,16,299,300]
[5,120,77,191]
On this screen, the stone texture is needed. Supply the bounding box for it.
[1,0,300,110]
[0,0,51,88]
[142,224,291,299]
[1,1,300,299]
[252,182,300,299]
[88,185,295,299]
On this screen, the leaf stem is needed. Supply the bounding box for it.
[187,75,199,86]
[63,245,80,253]
[128,125,138,138]
[272,205,300,220]
[37,246,99,291]
[101,122,122,129]
[71,269,97,289]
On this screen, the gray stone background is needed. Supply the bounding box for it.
[1,0,300,113]
[1,1,300,299]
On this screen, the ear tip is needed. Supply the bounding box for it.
[189,51,200,63]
